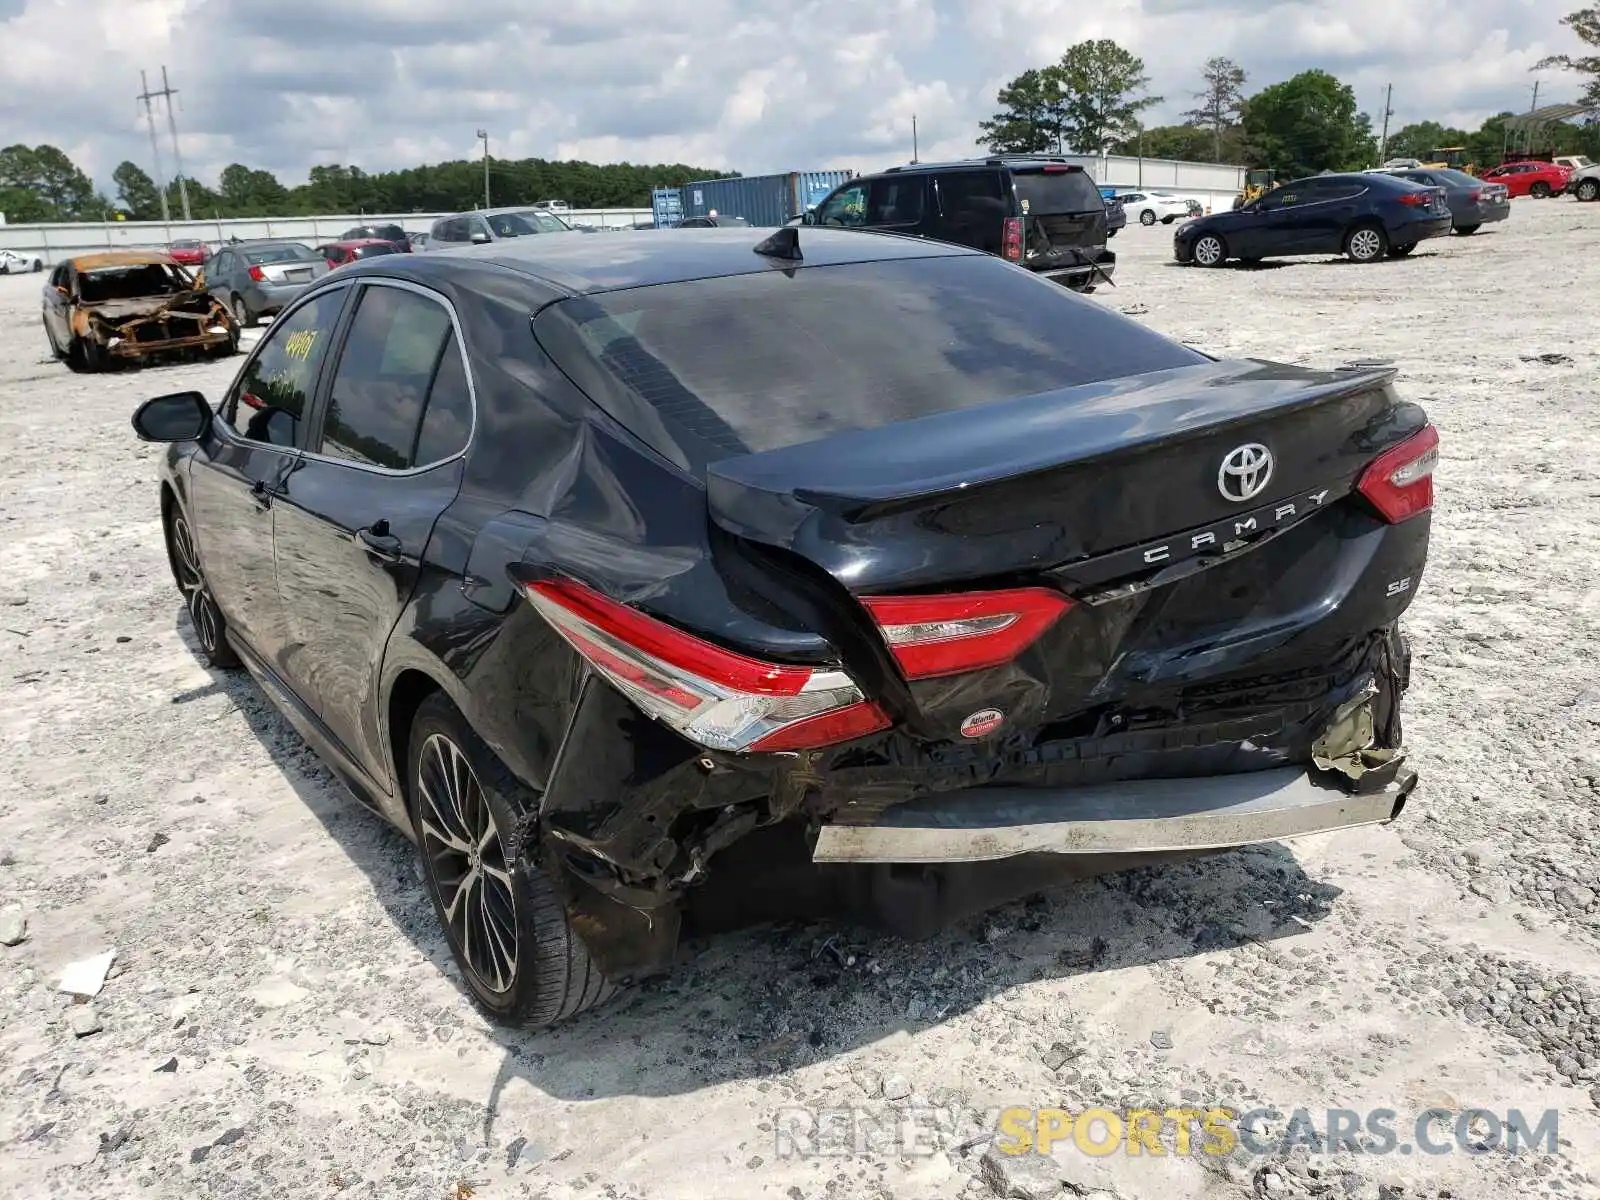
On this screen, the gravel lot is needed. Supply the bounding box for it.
[2,202,1599,1200]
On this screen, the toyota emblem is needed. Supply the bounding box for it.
[1217,443,1274,503]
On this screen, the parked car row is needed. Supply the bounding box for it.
[1176,168,1502,267]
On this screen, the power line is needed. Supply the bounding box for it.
[136,70,172,223]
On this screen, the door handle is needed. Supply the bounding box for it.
[356,522,403,562]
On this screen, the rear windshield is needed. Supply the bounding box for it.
[246,245,321,265]
[1013,169,1102,214]
[354,243,399,258]
[1432,169,1484,186]
[534,255,1206,465]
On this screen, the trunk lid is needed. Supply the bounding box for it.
[706,359,1427,733]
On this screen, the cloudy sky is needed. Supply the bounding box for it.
[0,0,1587,190]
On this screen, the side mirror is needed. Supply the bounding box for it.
[802,211,816,226]
[54,285,69,298]
[470,230,491,244]
[132,391,212,443]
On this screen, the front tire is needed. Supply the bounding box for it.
[1454,224,1480,236]
[166,508,240,669]
[408,693,617,1028]
[1576,179,1600,202]
[1530,181,1552,198]
[1139,209,1156,226]
[1191,233,1227,267]
[66,336,109,373]
[1344,223,1388,263]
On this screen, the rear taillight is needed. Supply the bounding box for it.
[1357,424,1439,523]
[521,578,889,753]
[1002,217,1022,262]
[1396,192,1430,207]
[860,588,1072,680]
[247,265,265,282]
[1467,190,1481,202]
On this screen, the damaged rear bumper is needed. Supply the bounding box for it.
[811,765,1414,863]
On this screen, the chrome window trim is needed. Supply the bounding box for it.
[295,276,480,478]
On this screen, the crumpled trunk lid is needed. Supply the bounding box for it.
[705,359,1429,737]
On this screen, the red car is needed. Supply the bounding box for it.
[316,238,403,269]
[166,238,209,266]
[1479,160,1572,198]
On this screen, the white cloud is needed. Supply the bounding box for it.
[0,0,1588,193]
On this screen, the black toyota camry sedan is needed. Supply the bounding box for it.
[135,227,1436,1027]
[1174,171,1454,266]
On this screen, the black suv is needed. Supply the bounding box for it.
[807,156,1114,290]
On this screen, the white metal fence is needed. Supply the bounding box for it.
[0,209,653,265]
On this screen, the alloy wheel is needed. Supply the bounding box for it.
[1349,228,1383,261]
[1193,236,1224,266]
[1140,210,1156,226]
[171,515,221,655]
[417,733,519,994]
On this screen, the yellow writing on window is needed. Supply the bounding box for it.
[283,329,320,362]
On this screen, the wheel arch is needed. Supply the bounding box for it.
[387,667,446,823]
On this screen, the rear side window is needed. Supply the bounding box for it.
[534,255,1207,465]
[1012,169,1101,214]
[318,286,465,470]
[866,177,925,224]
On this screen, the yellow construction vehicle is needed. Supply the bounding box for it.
[1423,147,1474,173]
[1234,169,1277,208]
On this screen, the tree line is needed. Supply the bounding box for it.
[983,5,1600,176]
[0,148,735,224]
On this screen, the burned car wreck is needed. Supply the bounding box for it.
[43,251,237,371]
[134,229,1434,1028]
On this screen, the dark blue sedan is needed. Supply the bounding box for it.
[1173,172,1453,267]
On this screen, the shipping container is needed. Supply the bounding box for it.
[677,169,855,227]
[650,187,683,229]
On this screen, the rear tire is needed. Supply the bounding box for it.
[1344,223,1388,263]
[408,693,617,1028]
[1139,210,1156,226]
[1530,181,1552,198]
[1161,215,1177,224]
[42,321,65,361]
[231,294,257,329]
[1454,224,1480,236]
[1576,179,1600,202]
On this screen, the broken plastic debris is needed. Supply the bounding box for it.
[59,949,116,998]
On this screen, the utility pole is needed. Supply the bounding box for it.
[911,114,918,164]
[1377,83,1394,165]
[137,71,172,224]
[160,67,192,221]
[477,129,490,209]
[158,67,192,224]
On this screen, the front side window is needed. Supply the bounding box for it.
[318,286,460,470]
[223,288,347,448]
[816,183,868,227]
